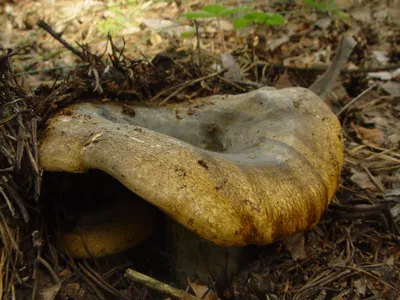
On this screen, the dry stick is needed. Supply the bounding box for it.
[333,265,399,291]
[0,249,6,298]
[365,146,398,161]
[37,20,85,60]
[361,165,385,193]
[31,118,42,200]
[80,261,130,300]
[193,20,202,68]
[364,143,400,159]
[81,274,107,300]
[216,17,227,53]
[2,177,29,223]
[125,269,200,300]
[24,141,39,176]
[217,76,247,92]
[294,270,353,300]
[309,35,357,99]
[336,84,376,116]
[0,187,16,217]
[0,211,20,253]
[63,258,106,300]
[150,81,191,102]
[36,257,60,284]
[158,70,224,106]
[78,263,120,298]
[0,222,22,285]
[55,234,106,300]
[15,117,25,171]
[31,231,43,300]
[258,61,400,74]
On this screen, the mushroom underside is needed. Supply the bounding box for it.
[39,87,344,248]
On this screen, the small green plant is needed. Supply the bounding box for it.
[97,4,140,36]
[180,4,285,39]
[303,0,350,24]
[233,12,285,29]
[181,4,250,20]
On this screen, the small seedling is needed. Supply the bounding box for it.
[303,0,350,24]
[181,4,251,50]
[180,4,285,46]
[97,3,140,36]
[181,4,250,20]
[233,12,285,29]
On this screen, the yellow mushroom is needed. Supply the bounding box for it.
[39,87,344,256]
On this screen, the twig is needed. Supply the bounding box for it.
[158,70,224,106]
[15,63,89,77]
[330,203,389,220]
[63,257,106,300]
[361,165,385,193]
[80,261,130,300]
[0,186,16,217]
[36,257,60,283]
[336,84,376,116]
[37,20,85,60]
[309,35,357,99]
[0,211,20,253]
[2,176,29,223]
[217,76,246,92]
[0,220,22,285]
[365,147,399,161]
[333,265,399,291]
[16,115,26,170]
[193,20,202,68]
[125,268,200,300]
[258,62,400,74]
[364,143,400,159]
[216,16,227,53]
[31,118,41,200]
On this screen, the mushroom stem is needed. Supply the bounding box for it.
[167,218,244,288]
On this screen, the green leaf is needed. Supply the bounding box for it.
[243,12,270,24]
[180,31,196,38]
[303,0,329,10]
[219,7,251,17]
[265,13,285,26]
[201,4,227,16]
[233,18,252,29]
[181,11,214,19]
[243,12,267,20]
[97,19,124,35]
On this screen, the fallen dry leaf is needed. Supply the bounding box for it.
[188,279,219,300]
[274,70,293,89]
[352,123,386,146]
[353,276,367,297]
[282,232,307,261]
[350,167,381,191]
[221,53,242,81]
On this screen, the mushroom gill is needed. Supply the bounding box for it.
[39,87,344,250]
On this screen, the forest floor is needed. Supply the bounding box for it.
[0,0,399,299]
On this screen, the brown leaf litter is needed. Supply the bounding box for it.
[0,0,399,299]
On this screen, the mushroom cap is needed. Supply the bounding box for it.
[60,197,157,258]
[39,87,344,247]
